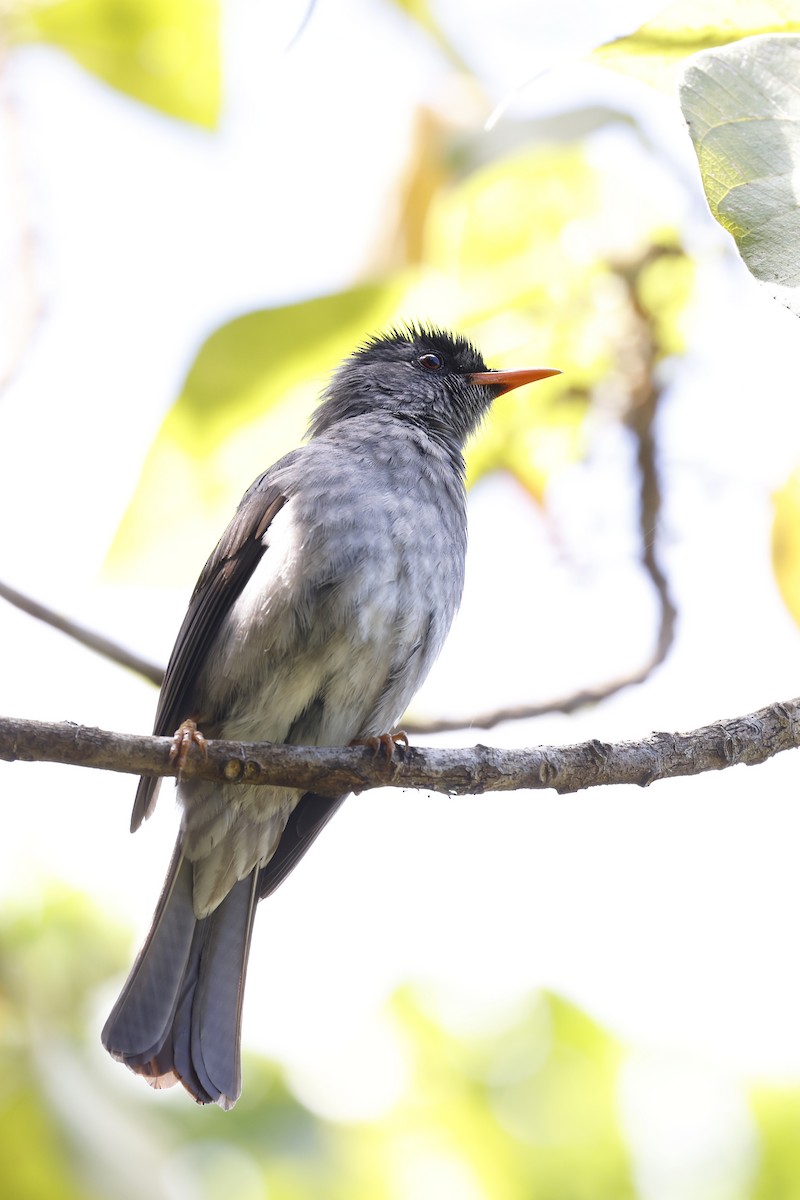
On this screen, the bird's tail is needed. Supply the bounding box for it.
[101,844,258,1109]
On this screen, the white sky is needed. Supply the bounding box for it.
[2,0,800,1190]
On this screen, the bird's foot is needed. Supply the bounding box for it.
[351,729,409,760]
[169,718,208,773]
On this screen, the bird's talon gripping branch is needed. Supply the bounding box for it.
[351,730,409,760]
[169,719,208,772]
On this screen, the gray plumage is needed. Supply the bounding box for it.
[102,325,556,1108]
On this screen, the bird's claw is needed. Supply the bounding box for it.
[351,730,409,760]
[169,719,208,773]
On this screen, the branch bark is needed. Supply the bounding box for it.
[1,698,798,798]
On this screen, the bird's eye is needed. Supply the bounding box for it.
[418,352,444,371]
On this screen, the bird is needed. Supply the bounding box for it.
[102,324,559,1108]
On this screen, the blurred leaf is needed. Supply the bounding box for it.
[0,890,128,1200]
[0,1086,91,1200]
[0,888,123,1034]
[1,880,774,1200]
[594,0,800,90]
[110,138,694,582]
[415,145,605,498]
[680,34,800,314]
[489,994,634,1198]
[9,0,221,128]
[416,143,691,498]
[106,282,403,582]
[750,1084,800,1198]
[772,467,800,628]
[375,107,452,272]
[380,989,635,1199]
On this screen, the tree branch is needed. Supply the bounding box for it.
[1,698,798,798]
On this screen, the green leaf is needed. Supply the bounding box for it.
[10,0,221,128]
[594,0,800,90]
[106,282,404,582]
[680,34,800,311]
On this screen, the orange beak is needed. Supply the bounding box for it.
[468,366,561,394]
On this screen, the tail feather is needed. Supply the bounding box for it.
[186,869,258,1107]
[102,845,195,1064]
[102,844,258,1109]
[105,790,349,1107]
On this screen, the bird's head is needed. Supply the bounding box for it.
[309,325,560,448]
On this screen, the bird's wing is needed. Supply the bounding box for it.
[256,791,348,899]
[131,478,289,832]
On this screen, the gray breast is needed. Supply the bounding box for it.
[197,416,467,746]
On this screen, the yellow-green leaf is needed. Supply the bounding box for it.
[594,0,800,90]
[10,0,221,128]
[106,282,403,582]
[772,467,800,627]
[414,144,690,498]
[750,1083,800,1198]
[0,1088,89,1200]
[388,989,634,1198]
[680,33,800,312]
[111,138,694,583]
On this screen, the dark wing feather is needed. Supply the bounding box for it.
[257,791,347,899]
[131,481,288,832]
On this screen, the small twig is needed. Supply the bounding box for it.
[1,699,798,797]
[621,244,679,665]
[404,672,670,735]
[0,579,164,686]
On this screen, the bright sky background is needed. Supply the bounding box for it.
[3,0,800,1185]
